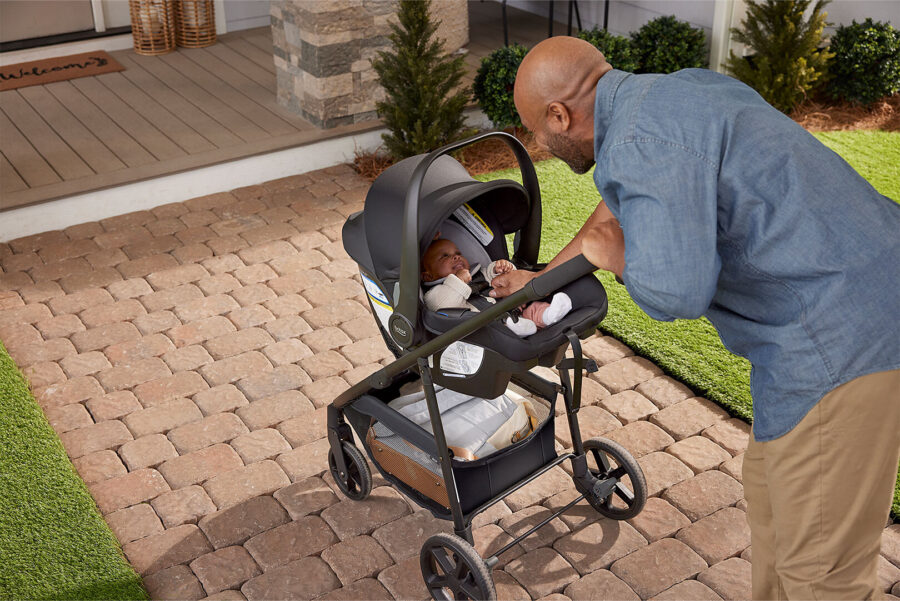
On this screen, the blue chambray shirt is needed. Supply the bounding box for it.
[592,69,900,441]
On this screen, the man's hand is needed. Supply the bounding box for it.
[489,269,536,298]
[582,219,625,278]
[454,268,472,284]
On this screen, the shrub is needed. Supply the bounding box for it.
[630,15,707,74]
[371,0,469,159]
[725,0,833,113]
[827,18,900,106]
[577,27,640,72]
[473,43,529,130]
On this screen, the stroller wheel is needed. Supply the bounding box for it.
[328,441,372,501]
[581,437,647,520]
[420,533,496,601]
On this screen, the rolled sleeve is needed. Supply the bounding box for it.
[604,141,721,321]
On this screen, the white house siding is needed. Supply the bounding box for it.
[503,0,715,39]
[823,1,897,33]
[504,0,894,36]
[222,0,272,33]
[503,0,895,73]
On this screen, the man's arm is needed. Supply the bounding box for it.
[490,200,618,297]
[607,143,721,321]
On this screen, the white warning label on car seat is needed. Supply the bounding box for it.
[439,342,484,375]
[453,204,493,246]
[362,273,392,329]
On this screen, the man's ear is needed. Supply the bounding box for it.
[546,101,571,133]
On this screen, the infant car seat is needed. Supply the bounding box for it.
[342,137,608,398]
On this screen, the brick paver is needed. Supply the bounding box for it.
[676,507,751,565]
[4,164,897,600]
[141,564,206,601]
[190,545,261,595]
[611,538,708,599]
[151,485,217,528]
[199,495,289,549]
[105,503,165,545]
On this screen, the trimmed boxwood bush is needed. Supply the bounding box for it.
[725,0,832,113]
[631,15,707,74]
[473,43,529,130]
[827,18,900,106]
[577,27,639,73]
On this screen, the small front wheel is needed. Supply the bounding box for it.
[581,437,647,520]
[420,533,496,601]
[328,441,372,501]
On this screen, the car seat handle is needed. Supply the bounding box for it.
[391,131,542,349]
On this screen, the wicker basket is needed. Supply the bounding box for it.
[175,0,216,48]
[129,0,176,55]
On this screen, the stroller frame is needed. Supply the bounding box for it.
[328,133,646,600]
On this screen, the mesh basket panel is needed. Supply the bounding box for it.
[367,425,450,507]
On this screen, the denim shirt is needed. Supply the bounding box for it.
[592,69,900,441]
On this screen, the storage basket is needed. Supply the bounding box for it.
[175,0,216,48]
[346,400,558,516]
[129,0,176,56]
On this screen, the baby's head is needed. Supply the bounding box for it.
[421,238,469,282]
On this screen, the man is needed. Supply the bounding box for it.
[491,36,900,600]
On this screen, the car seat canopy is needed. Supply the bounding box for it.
[363,154,531,280]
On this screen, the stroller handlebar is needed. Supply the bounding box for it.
[334,254,598,408]
[529,254,598,297]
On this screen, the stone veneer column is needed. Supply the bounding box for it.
[271,0,468,129]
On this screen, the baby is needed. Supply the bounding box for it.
[421,237,571,337]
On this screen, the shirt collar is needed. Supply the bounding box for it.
[593,69,630,155]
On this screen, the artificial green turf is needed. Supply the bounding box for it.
[0,341,148,600]
[477,129,900,515]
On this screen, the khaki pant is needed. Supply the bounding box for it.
[743,369,900,600]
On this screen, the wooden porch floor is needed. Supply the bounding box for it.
[0,2,561,211]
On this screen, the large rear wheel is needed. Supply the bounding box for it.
[581,437,647,520]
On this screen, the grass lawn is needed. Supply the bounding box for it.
[477,129,900,516]
[0,341,147,600]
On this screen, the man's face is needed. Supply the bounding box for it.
[542,130,595,175]
[524,112,595,175]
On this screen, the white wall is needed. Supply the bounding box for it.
[504,0,716,39]
[222,0,271,32]
[822,1,896,34]
[505,0,896,41]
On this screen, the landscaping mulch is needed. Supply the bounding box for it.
[354,129,552,181]
[791,94,900,133]
[355,94,900,180]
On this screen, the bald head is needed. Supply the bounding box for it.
[514,36,611,131]
[514,37,611,174]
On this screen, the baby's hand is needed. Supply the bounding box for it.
[494,260,514,275]
[454,269,472,283]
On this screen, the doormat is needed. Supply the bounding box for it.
[0,51,125,92]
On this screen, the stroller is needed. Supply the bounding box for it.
[328,132,647,600]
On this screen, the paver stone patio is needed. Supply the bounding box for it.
[1,164,898,599]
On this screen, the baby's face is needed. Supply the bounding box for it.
[422,239,469,281]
